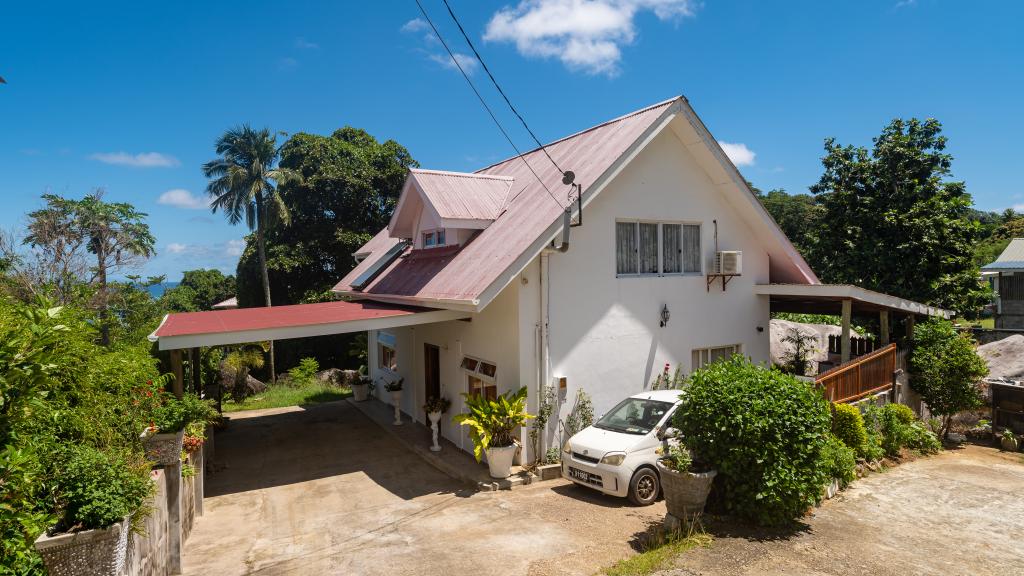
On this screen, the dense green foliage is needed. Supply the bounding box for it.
[821,434,857,487]
[673,356,832,526]
[160,269,236,312]
[453,387,533,462]
[863,403,941,458]
[831,403,868,458]
[754,188,821,255]
[286,357,320,386]
[53,445,152,531]
[909,319,988,438]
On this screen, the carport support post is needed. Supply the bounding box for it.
[840,299,852,364]
[170,349,184,399]
[190,347,201,396]
[880,311,890,346]
[906,314,916,342]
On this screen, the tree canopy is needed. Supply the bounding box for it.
[160,269,236,312]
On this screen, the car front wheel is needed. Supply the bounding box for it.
[627,467,660,506]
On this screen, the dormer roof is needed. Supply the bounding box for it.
[388,169,514,238]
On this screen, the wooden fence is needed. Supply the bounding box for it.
[826,334,878,357]
[815,343,897,404]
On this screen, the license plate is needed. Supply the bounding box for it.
[568,467,590,482]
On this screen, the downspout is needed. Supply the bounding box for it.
[538,208,572,458]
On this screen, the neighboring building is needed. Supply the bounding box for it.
[211,296,238,310]
[982,238,1024,328]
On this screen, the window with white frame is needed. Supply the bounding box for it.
[378,332,398,371]
[422,229,446,248]
[461,356,497,400]
[691,344,742,370]
[616,221,701,276]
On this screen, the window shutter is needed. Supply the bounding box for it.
[683,224,701,273]
[616,222,638,274]
[639,223,659,274]
[662,224,682,273]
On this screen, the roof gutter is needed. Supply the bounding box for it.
[544,208,572,253]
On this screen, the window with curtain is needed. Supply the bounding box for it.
[683,224,702,273]
[616,222,638,275]
[639,223,659,274]
[662,224,682,274]
[692,344,742,370]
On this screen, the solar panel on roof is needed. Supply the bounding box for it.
[351,241,409,290]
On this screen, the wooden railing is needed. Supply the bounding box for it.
[815,343,897,404]
[827,334,878,356]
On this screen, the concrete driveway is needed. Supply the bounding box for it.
[182,401,665,576]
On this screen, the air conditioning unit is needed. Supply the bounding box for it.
[714,251,742,275]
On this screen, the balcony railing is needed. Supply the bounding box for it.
[815,343,897,404]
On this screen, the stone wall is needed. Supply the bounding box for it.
[121,444,204,575]
[965,327,1024,345]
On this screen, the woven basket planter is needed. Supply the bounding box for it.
[143,428,185,466]
[656,461,717,518]
[35,516,130,576]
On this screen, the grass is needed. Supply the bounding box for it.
[601,527,712,576]
[223,381,352,412]
[959,318,995,329]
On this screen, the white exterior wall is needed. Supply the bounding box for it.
[368,281,522,453]
[541,127,771,421]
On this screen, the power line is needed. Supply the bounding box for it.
[412,0,564,209]
[440,0,566,178]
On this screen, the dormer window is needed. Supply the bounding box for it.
[423,229,446,249]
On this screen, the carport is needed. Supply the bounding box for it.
[148,299,470,397]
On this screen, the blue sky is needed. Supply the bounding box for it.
[2,0,1021,281]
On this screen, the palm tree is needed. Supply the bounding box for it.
[203,126,300,383]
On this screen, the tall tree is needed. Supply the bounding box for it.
[24,191,155,345]
[160,268,236,312]
[809,118,988,315]
[203,126,300,382]
[755,188,822,255]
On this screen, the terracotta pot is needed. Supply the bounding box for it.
[656,461,717,518]
[143,428,185,466]
[35,516,131,576]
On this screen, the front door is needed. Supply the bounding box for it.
[423,344,440,420]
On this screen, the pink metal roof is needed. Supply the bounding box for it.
[410,169,513,221]
[153,300,432,339]
[334,97,678,304]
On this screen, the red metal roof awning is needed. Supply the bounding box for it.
[149,300,470,350]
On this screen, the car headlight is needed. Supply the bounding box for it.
[562,441,572,455]
[600,452,626,466]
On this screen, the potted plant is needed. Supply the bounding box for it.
[384,377,404,425]
[453,387,534,479]
[1000,428,1019,452]
[423,396,452,452]
[141,383,217,466]
[656,443,717,519]
[352,365,371,402]
[35,445,153,576]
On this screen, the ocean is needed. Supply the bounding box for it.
[146,282,179,298]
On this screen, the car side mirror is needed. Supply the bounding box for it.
[658,427,680,440]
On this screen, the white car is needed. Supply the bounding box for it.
[561,390,683,505]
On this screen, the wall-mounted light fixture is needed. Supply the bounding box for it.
[660,304,671,327]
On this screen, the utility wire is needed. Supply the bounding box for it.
[440,0,566,177]
[412,0,564,209]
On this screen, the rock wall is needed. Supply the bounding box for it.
[978,334,1024,380]
[770,319,857,374]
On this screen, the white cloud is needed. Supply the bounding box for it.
[1012,204,1024,212]
[89,151,179,167]
[166,242,188,254]
[278,56,299,70]
[401,18,430,33]
[718,141,756,167]
[484,0,697,76]
[429,52,479,73]
[157,188,209,210]
[294,37,319,49]
[224,239,245,257]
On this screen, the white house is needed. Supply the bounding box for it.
[153,96,947,462]
[332,96,822,459]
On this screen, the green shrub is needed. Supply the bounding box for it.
[904,421,942,454]
[673,356,832,526]
[832,403,868,456]
[151,392,217,433]
[287,357,320,386]
[821,434,857,487]
[909,319,988,439]
[884,403,915,426]
[53,445,153,531]
[865,403,942,458]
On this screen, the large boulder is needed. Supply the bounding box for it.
[218,361,267,399]
[978,334,1024,380]
[316,368,347,387]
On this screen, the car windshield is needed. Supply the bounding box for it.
[593,398,674,435]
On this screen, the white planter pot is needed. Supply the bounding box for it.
[351,382,369,402]
[390,390,403,425]
[485,444,518,479]
[35,516,131,576]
